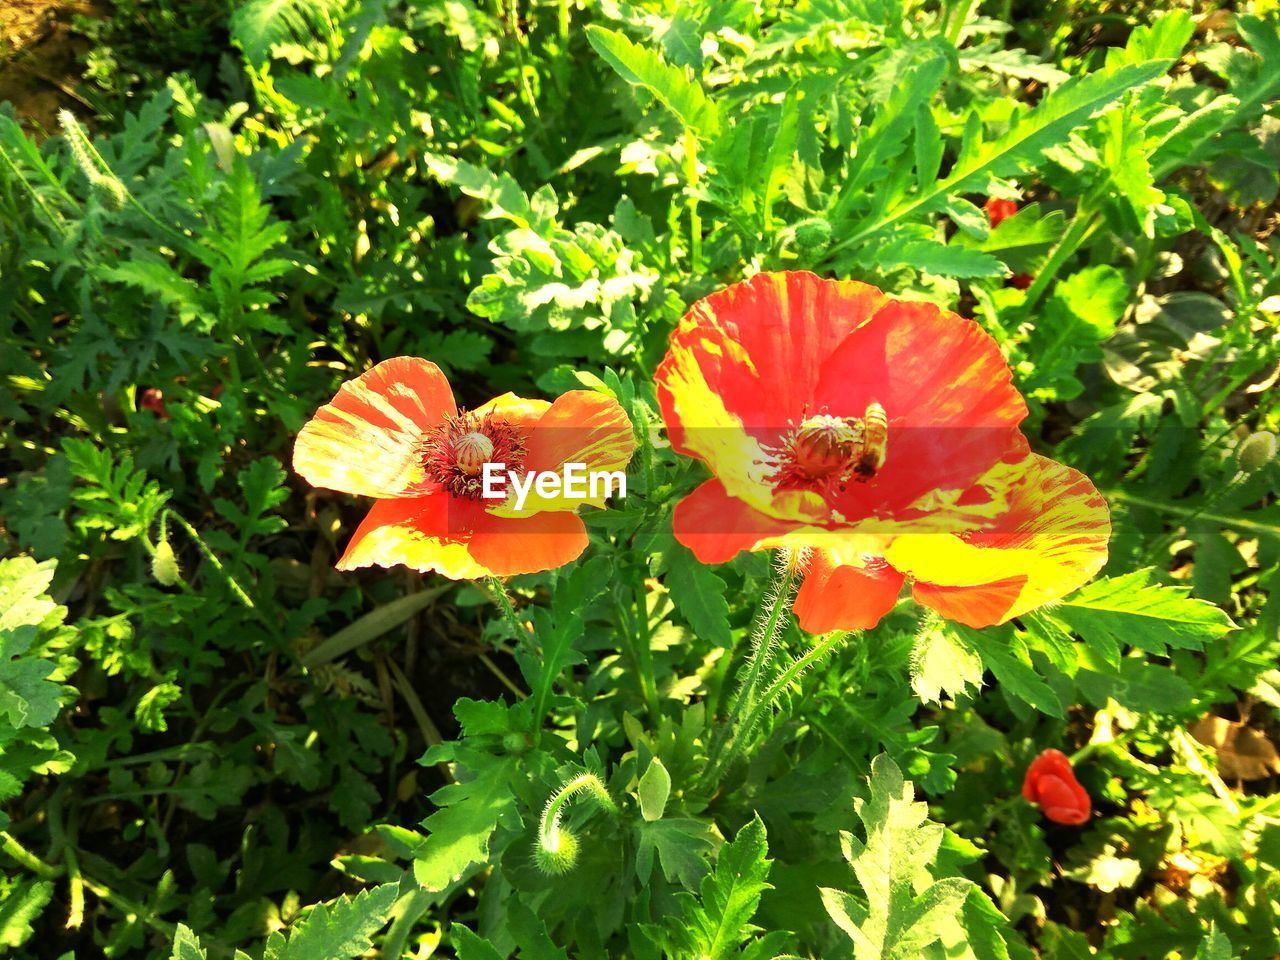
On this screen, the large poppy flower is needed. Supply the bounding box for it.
[655,271,1109,631]
[293,357,635,578]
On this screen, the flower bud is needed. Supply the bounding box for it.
[534,830,578,875]
[1238,431,1276,473]
[792,217,833,256]
[151,538,182,587]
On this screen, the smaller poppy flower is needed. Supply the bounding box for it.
[984,197,1019,229]
[139,388,169,419]
[293,357,636,578]
[1022,748,1091,825]
[1010,274,1033,290]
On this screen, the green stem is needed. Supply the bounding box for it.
[630,561,662,723]
[704,552,801,781]
[721,631,851,776]
[682,129,702,271]
[487,576,528,644]
[0,831,60,879]
[1107,489,1279,540]
[163,509,259,611]
[1018,208,1100,314]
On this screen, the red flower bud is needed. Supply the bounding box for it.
[1022,748,1090,825]
[1010,273,1033,290]
[984,197,1019,229]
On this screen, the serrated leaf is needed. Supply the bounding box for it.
[911,621,985,704]
[851,60,1170,243]
[451,926,505,960]
[961,626,1064,717]
[586,26,721,136]
[1193,923,1232,960]
[414,759,518,892]
[264,884,398,960]
[171,924,209,960]
[0,880,53,949]
[661,540,732,647]
[821,755,975,960]
[663,816,773,960]
[874,239,1007,278]
[1050,569,1236,657]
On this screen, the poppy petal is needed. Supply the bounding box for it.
[337,494,488,579]
[498,390,635,513]
[883,455,1110,627]
[655,271,886,522]
[294,357,456,498]
[793,553,905,633]
[1035,774,1091,825]
[672,479,800,564]
[816,299,1029,519]
[467,509,589,576]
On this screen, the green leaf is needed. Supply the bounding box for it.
[850,60,1171,243]
[101,260,203,321]
[1049,569,1236,659]
[820,755,974,960]
[421,153,539,230]
[0,880,52,949]
[665,815,774,960]
[585,26,721,136]
[635,817,716,889]
[874,239,1008,278]
[660,539,732,647]
[1193,923,1233,960]
[451,926,505,960]
[262,884,399,960]
[0,557,69,730]
[962,626,1064,717]
[413,759,518,892]
[171,924,209,960]
[231,0,345,63]
[637,757,672,822]
[910,621,984,704]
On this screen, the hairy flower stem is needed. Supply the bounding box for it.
[487,576,529,644]
[728,631,851,765]
[536,773,617,874]
[703,551,802,784]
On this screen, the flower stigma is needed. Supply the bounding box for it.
[422,411,527,499]
[767,402,888,496]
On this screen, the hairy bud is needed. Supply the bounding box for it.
[1238,431,1276,473]
[151,538,182,587]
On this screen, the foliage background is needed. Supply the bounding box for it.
[1,0,1279,957]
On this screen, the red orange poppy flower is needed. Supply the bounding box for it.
[1022,748,1091,825]
[293,358,635,578]
[655,271,1109,632]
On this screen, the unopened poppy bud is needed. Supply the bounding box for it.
[792,217,833,255]
[151,538,182,587]
[502,731,530,754]
[455,431,494,476]
[534,830,578,875]
[1238,431,1276,473]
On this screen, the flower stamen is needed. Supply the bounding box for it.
[766,402,888,497]
[422,411,526,499]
